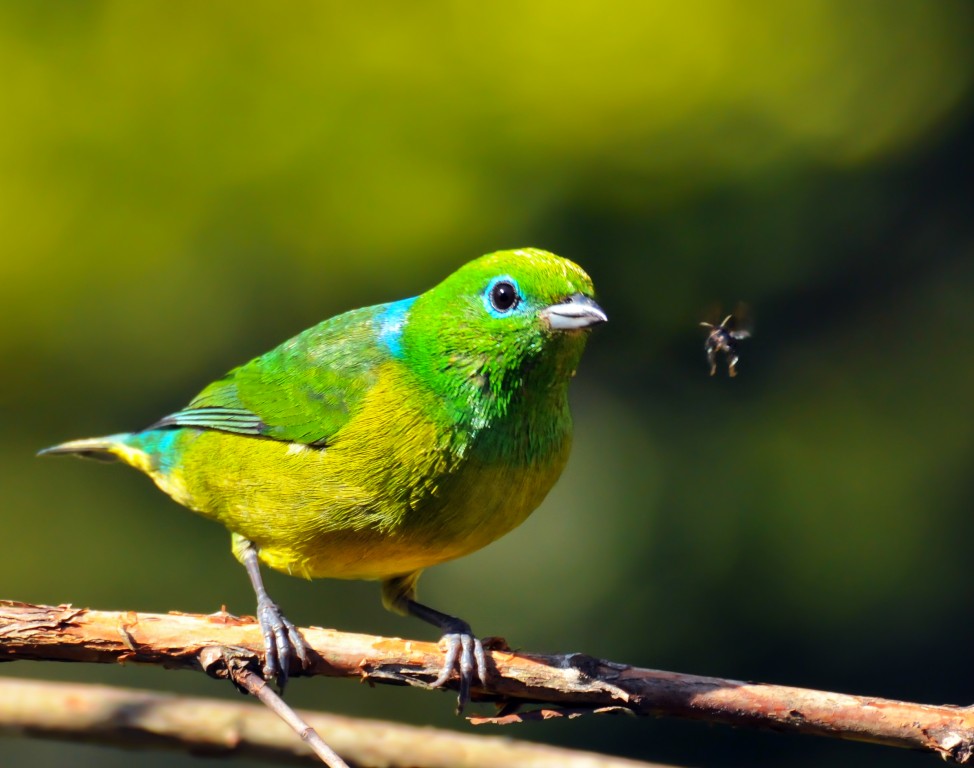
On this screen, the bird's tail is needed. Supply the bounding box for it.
[37,433,154,472]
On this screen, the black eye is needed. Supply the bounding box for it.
[489,280,519,313]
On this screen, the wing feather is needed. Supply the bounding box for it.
[150,303,395,445]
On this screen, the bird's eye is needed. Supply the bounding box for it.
[488,280,519,313]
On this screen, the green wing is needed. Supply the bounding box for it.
[151,303,393,446]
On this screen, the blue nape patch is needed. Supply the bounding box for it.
[377,296,417,358]
[134,429,182,472]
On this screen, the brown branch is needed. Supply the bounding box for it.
[202,647,350,768]
[0,677,660,767]
[2,600,974,763]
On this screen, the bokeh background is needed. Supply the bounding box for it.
[3,2,974,766]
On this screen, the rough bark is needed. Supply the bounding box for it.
[3,600,974,763]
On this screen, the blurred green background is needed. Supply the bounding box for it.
[3,1,974,766]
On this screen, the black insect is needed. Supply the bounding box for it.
[700,314,750,377]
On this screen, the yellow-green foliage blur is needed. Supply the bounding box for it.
[3,2,973,766]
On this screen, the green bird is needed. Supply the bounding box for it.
[40,247,606,708]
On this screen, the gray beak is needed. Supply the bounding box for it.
[541,293,608,330]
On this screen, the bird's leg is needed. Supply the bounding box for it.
[235,536,310,691]
[405,599,489,711]
[382,573,488,713]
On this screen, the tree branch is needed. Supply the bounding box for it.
[204,648,350,767]
[2,600,974,763]
[0,677,660,767]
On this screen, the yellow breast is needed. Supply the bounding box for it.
[143,363,571,581]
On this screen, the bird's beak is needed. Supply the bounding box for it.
[541,293,608,330]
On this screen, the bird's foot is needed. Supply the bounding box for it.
[431,617,488,713]
[255,595,311,691]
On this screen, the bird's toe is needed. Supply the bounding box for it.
[432,622,488,713]
[256,597,309,691]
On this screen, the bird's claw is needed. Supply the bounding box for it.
[255,595,310,691]
[432,620,488,713]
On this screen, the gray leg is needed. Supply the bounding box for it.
[236,536,310,691]
[382,572,488,713]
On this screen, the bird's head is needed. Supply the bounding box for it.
[399,248,606,413]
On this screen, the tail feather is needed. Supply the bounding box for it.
[38,434,137,464]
